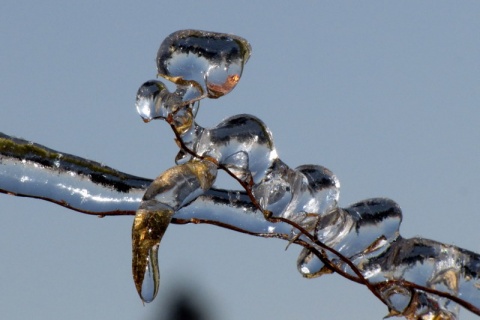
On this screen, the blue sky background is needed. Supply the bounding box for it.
[1,2,479,319]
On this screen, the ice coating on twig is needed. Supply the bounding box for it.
[131,29,480,319]
[0,133,148,215]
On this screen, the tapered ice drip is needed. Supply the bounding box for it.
[132,159,217,302]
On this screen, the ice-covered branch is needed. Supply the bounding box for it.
[0,132,147,215]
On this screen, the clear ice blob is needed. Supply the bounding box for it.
[296,164,339,216]
[156,29,251,99]
[136,80,169,122]
[195,114,278,185]
[297,198,402,278]
[135,79,202,124]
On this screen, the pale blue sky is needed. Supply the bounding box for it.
[1,2,480,319]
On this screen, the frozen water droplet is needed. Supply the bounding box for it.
[252,160,295,214]
[297,164,340,215]
[135,80,174,122]
[157,29,251,99]
[135,80,198,133]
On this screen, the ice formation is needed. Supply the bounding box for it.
[1,29,479,319]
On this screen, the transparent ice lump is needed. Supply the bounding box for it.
[136,29,251,122]
[132,29,480,319]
